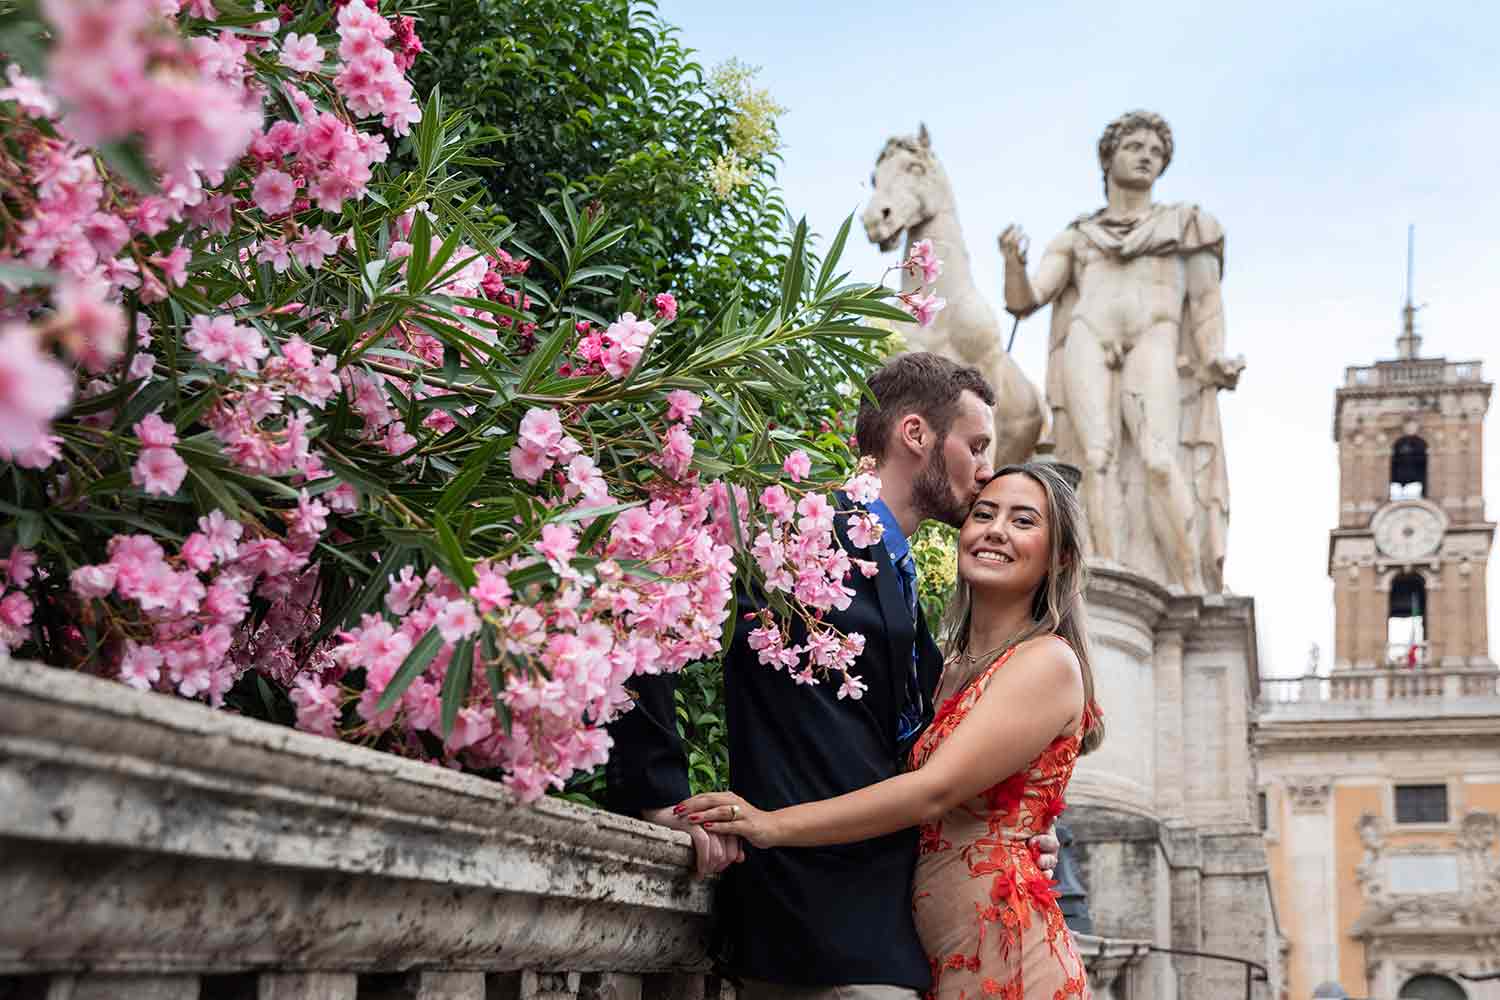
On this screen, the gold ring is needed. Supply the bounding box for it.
[731,804,740,819]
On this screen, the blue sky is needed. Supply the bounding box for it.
[659,0,1500,677]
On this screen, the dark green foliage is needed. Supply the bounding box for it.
[410,0,789,317]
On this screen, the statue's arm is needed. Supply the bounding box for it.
[1185,249,1241,389]
[1002,231,1072,318]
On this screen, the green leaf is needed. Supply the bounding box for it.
[779,217,808,321]
[440,637,475,738]
[518,320,574,391]
[375,626,443,713]
[432,512,476,589]
[435,439,501,517]
[815,213,854,296]
[406,209,432,292]
[98,139,158,193]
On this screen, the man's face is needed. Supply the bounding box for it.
[1108,127,1166,191]
[911,390,994,528]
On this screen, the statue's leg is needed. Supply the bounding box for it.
[1061,316,1121,561]
[1120,324,1203,592]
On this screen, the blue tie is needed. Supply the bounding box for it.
[894,551,925,743]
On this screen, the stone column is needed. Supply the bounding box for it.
[1154,627,1186,821]
[1284,782,1338,987]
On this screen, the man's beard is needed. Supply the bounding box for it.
[911,442,967,528]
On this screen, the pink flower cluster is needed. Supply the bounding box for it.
[332,2,421,135]
[573,312,655,380]
[896,240,946,327]
[0,547,39,656]
[44,1,261,188]
[71,503,323,707]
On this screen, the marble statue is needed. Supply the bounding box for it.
[863,125,1045,467]
[999,111,1244,593]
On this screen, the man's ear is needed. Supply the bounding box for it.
[896,413,928,456]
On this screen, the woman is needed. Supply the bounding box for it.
[678,463,1104,999]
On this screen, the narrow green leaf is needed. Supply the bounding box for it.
[440,637,475,738]
[375,626,442,713]
[432,512,476,589]
[436,439,501,517]
[815,213,854,296]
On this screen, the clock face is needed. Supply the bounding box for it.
[1373,504,1444,561]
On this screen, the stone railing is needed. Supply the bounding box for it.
[1258,666,1500,720]
[1343,358,1485,389]
[0,658,1143,999]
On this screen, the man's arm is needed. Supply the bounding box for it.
[606,673,742,877]
[1184,249,1242,389]
[999,226,1073,318]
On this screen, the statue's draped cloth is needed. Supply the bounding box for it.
[1044,202,1230,592]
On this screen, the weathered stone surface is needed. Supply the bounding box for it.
[0,658,710,975]
[257,972,358,1000]
[45,976,199,1000]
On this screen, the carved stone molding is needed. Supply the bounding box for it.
[1285,781,1332,814]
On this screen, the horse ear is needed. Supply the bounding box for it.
[918,123,931,148]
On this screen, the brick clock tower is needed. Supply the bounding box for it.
[1257,280,1500,1000]
[1329,307,1494,672]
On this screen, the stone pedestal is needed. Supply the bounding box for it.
[1066,563,1281,999]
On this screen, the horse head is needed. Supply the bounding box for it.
[863,123,946,252]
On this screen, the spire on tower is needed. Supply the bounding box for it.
[1396,224,1423,360]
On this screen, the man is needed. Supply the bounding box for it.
[607,353,1057,1000]
[999,110,1243,594]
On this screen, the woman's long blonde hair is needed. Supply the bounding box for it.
[939,462,1104,754]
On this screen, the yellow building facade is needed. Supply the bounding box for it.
[1256,324,1500,1000]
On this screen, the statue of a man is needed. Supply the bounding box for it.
[999,110,1244,593]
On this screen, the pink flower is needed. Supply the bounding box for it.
[847,513,884,549]
[290,675,341,737]
[198,510,243,561]
[186,313,267,372]
[653,292,678,321]
[509,443,550,484]
[538,522,579,567]
[0,591,32,629]
[0,324,74,455]
[118,643,164,691]
[843,472,882,505]
[517,407,565,453]
[902,291,946,327]
[132,446,188,496]
[291,226,340,269]
[907,239,942,284]
[70,563,119,599]
[435,598,480,643]
[252,168,296,216]
[134,412,179,448]
[278,32,325,72]
[3,546,36,588]
[54,283,126,374]
[600,313,654,379]
[796,493,836,535]
[655,424,695,479]
[782,450,812,483]
[665,390,701,425]
[837,672,868,701]
[0,65,56,118]
[760,485,795,522]
[470,568,513,613]
[180,533,214,572]
[151,246,191,288]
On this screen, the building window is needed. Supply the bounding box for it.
[1399,974,1467,1000]
[1386,574,1427,667]
[1389,435,1427,499]
[1394,783,1448,824]
[1257,791,1268,831]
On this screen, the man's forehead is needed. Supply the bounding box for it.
[1122,128,1163,148]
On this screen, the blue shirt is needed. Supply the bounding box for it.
[866,497,911,570]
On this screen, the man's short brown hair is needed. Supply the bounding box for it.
[854,353,996,462]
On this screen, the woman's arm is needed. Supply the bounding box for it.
[679,637,1084,849]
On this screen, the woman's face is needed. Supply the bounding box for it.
[956,474,1053,598]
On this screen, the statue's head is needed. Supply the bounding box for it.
[863,123,945,252]
[1097,110,1173,197]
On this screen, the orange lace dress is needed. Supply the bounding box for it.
[909,642,1096,1000]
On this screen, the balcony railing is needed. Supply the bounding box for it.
[1344,359,1485,389]
[1259,665,1500,719]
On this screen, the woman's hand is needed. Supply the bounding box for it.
[674,791,784,850]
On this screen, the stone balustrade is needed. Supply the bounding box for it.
[0,658,1142,999]
[1258,666,1500,720]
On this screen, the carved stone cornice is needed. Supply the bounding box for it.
[1256,715,1500,753]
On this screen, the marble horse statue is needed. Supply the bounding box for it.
[862,124,1045,466]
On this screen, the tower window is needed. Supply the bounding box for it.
[1394,783,1448,824]
[1390,435,1427,499]
[1387,574,1427,667]
[1399,974,1466,1000]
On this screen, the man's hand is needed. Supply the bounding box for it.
[998,225,1030,267]
[642,805,744,878]
[1030,830,1060,876]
